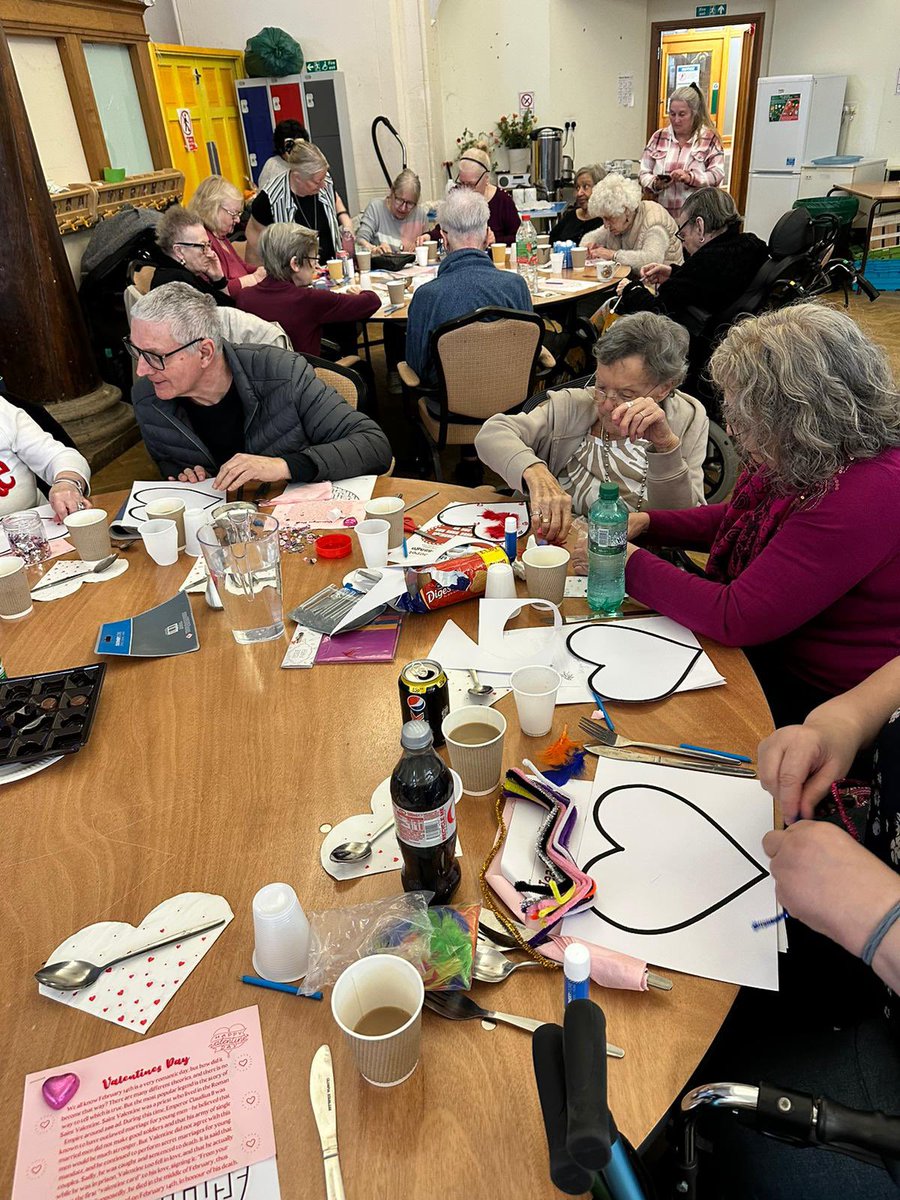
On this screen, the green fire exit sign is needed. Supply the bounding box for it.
[696,4,727,14]
[306,59,337,74]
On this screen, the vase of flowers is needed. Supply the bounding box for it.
[496,112,535,173]
[453,127,500,173]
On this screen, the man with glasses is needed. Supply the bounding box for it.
[129,283,392,491]
[147,205,235,307]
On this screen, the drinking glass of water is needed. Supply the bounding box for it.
[198,513,284,643]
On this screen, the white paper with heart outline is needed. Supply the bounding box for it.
[563,758,778,989]
[37,892,233,1033]
[435,500,531,540]
[30,557,129,602]
[320,774,464,881]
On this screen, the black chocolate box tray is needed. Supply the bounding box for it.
[0,663,106,765]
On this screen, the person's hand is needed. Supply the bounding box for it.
[627,512,650,541]
[168,466,209,484]
[214,454,290,492]
[758,721,860,823]
[48,481,90,522]
[345,284,362,295]
[651,176,668,193]
[763,822,900,958]
[641,262,671,286]
[615,277,630,296]
[242,266,266,287]
[485,228,496,247]
[376,242,392,255]
[204,257,224,282]
[669,168,691,184]
[591,246,616,262]
[608,396,680,452]
[523,463,573,544]
[416,234,431,246]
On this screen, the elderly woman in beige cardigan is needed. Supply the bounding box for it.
[475,313,707,543]
[581,174,683,274]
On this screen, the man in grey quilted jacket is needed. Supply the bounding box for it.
[130,283,391,490]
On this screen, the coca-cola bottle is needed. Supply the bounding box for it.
[390,721,460,904]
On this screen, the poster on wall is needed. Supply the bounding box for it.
[675,64,701,89]
[768,93,801,122]
[177,107,199,151]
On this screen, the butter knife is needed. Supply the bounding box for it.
[586,744,757,778]
[309,1045,346,1200]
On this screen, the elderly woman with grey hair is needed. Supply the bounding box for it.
[475,312,708,542]
[581,174,682,272]
[356,169,429,253]
[190,175,265,298]
[625,304,900,726]
[150,204,234,306]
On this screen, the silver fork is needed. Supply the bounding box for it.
[577,717,750,765]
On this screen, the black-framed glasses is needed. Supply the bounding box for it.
[391,193,416,210]
[174,240,213,252]
[454,168,487,189]
[122,337,203,371]
[675,218,694,243]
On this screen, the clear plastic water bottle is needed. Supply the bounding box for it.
[515,213,538,290]
[587,482,627,614]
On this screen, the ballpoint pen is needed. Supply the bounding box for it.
[240,975,323,1000]
[589,688,615,733]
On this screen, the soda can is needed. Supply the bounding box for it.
[398,659,449,747]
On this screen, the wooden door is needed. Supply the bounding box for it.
[658,33,727,138]
[150,45,250,201]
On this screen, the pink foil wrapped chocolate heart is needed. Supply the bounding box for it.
[42,1073,79,1110]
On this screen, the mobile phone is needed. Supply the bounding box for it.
[656,173,672,185]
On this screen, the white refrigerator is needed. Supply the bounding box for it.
[744,74,847,239]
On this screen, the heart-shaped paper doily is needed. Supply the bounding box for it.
[566,622,702,702]
[31,557,129,602]
[320,773,463,881]
[584,783,768,933]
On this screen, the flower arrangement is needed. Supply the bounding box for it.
[451,128,500,173]
[496,111,535,149]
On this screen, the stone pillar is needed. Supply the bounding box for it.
[0,23,136,468]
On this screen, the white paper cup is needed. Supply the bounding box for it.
[484,561,518,600]
[550,251,565,274]
[442,704,507,796]
[251,882,310,983]
[139,518,179,566]
[146,498,186,550]
[364,497,404,549]
[356,518,390,568]
[0,558,32,620]
[414,245,429,266]
[522,545,570,606]
[331,955,424,1087]
[63,509,111,561]
[510,665,562,737]
[183,508,208,557]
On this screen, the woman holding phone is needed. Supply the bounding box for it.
[639,83,724,218]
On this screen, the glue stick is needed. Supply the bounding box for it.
[504,516,518,562]
[563,942,590,1006]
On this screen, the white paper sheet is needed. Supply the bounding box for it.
[563,758,778,989]
[113,479,225,533]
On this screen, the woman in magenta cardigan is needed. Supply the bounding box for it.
[624,304,900,727]
[190,176,265,300]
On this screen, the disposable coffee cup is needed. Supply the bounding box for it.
[364,497,404,549]
[426,241,438,263]
[414,245,429,267]
[442,704,507,796]
[537,244,551,266]
[536,234,550,246]
[63,509,111,561]
[356,518,390,568]
[327,259,343,282]
[550,251,565,274]
[146,497,186,550]
[0,558,32,620]
[139,518,178,566]
[570,246,587,269]
[510,665,561,737]
[356,249,372,272]
[522,544,570,606]
[484,561,518,600]
[251,882,310,983]
[387,280,407,306]
[331,955,424,1087]
[490,244,507,266]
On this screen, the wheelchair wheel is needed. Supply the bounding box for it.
[704,421,739,505]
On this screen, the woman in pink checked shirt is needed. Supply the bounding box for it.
[639,83,725,218]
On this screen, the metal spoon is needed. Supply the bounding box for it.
[467,668,494,699]
[472,943,543,983]
[30,553,119,594]
[423,992,624,1057]
[34,917,228,991]
[329,815,395,864]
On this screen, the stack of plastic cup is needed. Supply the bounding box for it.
[251,882,310,983]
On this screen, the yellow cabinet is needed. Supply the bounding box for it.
[150,44,250,202]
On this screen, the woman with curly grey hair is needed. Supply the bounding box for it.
[581,173,683,271]
[625,303,900,726]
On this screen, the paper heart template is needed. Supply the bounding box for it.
[583,783,769,934]
[37,892,233,1034]
[566,621,702,702]
[320,774,463,881]
[435,501,530,541]
[124,484,222,525]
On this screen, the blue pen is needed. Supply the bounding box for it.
[240,974,323,1000]
[679,743,751,763]
[590,688,616,732]
[402,535,408,558]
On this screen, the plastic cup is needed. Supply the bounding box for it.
[510,665,561,737]
[426,241,438,263]
[0,558,32,619]
[355,518,390,568]
[522,544,570,606]
[442,704,507,796]
[364,497,404,549]
[146,497,186,550]
[63,509,111,561]
[484,560,518,600]
[327,259,343,282]
[251,882,310,983]
[570,246,587,269]
[550,251,565,274]
[506,245,516,267]
[356,249,372,272]
[139,518,178,566]
[332,955,424,1087]
[387,280,407,306]
[414,245,429,266]
[183,508,208,557]
[490,244,507,266]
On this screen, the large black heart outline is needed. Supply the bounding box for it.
[584,784,769,934]
[436,501,531,539]
[126,485,221,524]
[565,622,702,703]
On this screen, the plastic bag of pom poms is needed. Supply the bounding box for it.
[419,903,481,991]
[304,891,433,992]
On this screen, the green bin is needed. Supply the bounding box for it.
[792,196,860,226]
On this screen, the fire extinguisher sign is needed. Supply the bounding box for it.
[177,108,198,153]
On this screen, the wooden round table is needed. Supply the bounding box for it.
[0,478,772,1200]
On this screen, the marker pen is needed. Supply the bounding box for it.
[563,942,590,1006]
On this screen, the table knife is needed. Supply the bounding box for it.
[309,1044,346,1200]
[586,744,757,778]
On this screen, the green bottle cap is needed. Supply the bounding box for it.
[599,482,619,501]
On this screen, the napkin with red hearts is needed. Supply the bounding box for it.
[36,892,232,1035]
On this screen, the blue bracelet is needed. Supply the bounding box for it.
[861,899,900,967]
